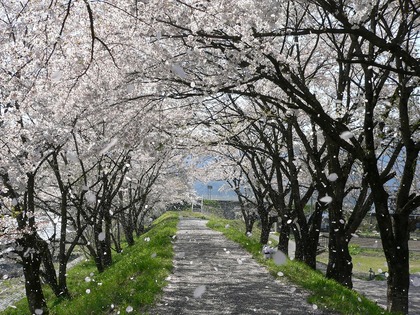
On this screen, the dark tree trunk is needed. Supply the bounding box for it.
[17,174,49,314]
[306,202,324,269]
[259,213,271,244]
[38,237,68,298]
[20,238,49,315]
[244,213,257,234]
[57,186,70,297]
[48,154,71,298]
[236,189,256,235]
[387,213,410,314]
[102,210,113,268]
[277,218,290,255]
[120,213,135,246]
[304,232,319,270]
[135,223,145,236]
[326,228,353,288]
[293,226,304,262]
[124,225,135,246]
[93,206,112,272]
[367,159,410,314]
[387,247,409,314]
[111,230,123,253]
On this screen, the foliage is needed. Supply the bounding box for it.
[349,244,362,256]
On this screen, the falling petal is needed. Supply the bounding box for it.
[320,195,333,204]
[51,71,62,81]
[340,131,354,140]
[171,64,187,78]
[193,285,206,298]
[126,305,134,313]
[273,251,287,266]
[98,232,106,241]
[85,191,96,204]
[99,138,119,155]
[176,252,185,259]
[327,173,338,182]
[412,277,420,287]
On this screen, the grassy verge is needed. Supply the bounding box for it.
[1,211,179,315]
[318,246,420,278]
[207,216,395,315]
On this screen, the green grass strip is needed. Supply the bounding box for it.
[206,216,395,315]
[1,211,179,315]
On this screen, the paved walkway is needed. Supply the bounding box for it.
[148,218,337,315]
[352,277,420,314]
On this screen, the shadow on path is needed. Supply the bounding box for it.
[149,218,337,315]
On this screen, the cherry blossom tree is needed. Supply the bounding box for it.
[138,1,419,312]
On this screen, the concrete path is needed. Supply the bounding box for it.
[148,218,337,315]
[352,277,420,314]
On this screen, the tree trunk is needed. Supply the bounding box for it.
[293,226,304,262]
[38,237,69,298]
[387,214,410,314]
[121,214,135,246]
[103,209,113,268]
[124,226,135,246]
[259,214,271,244]
[326,229,353,288]
[111,229,123,253]
[387,252,409,314]
[135,223,145,236]
[20,239,49,315]
[304,231,319,270]
[57,186,70,297]
[305,203,324,269]
[277,218,290,255]
[18,174,49,314]
[367,164,410,313]
[244,213,256,235]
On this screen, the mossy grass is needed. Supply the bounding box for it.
[1,211,179,315]
[206,216,396,315]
